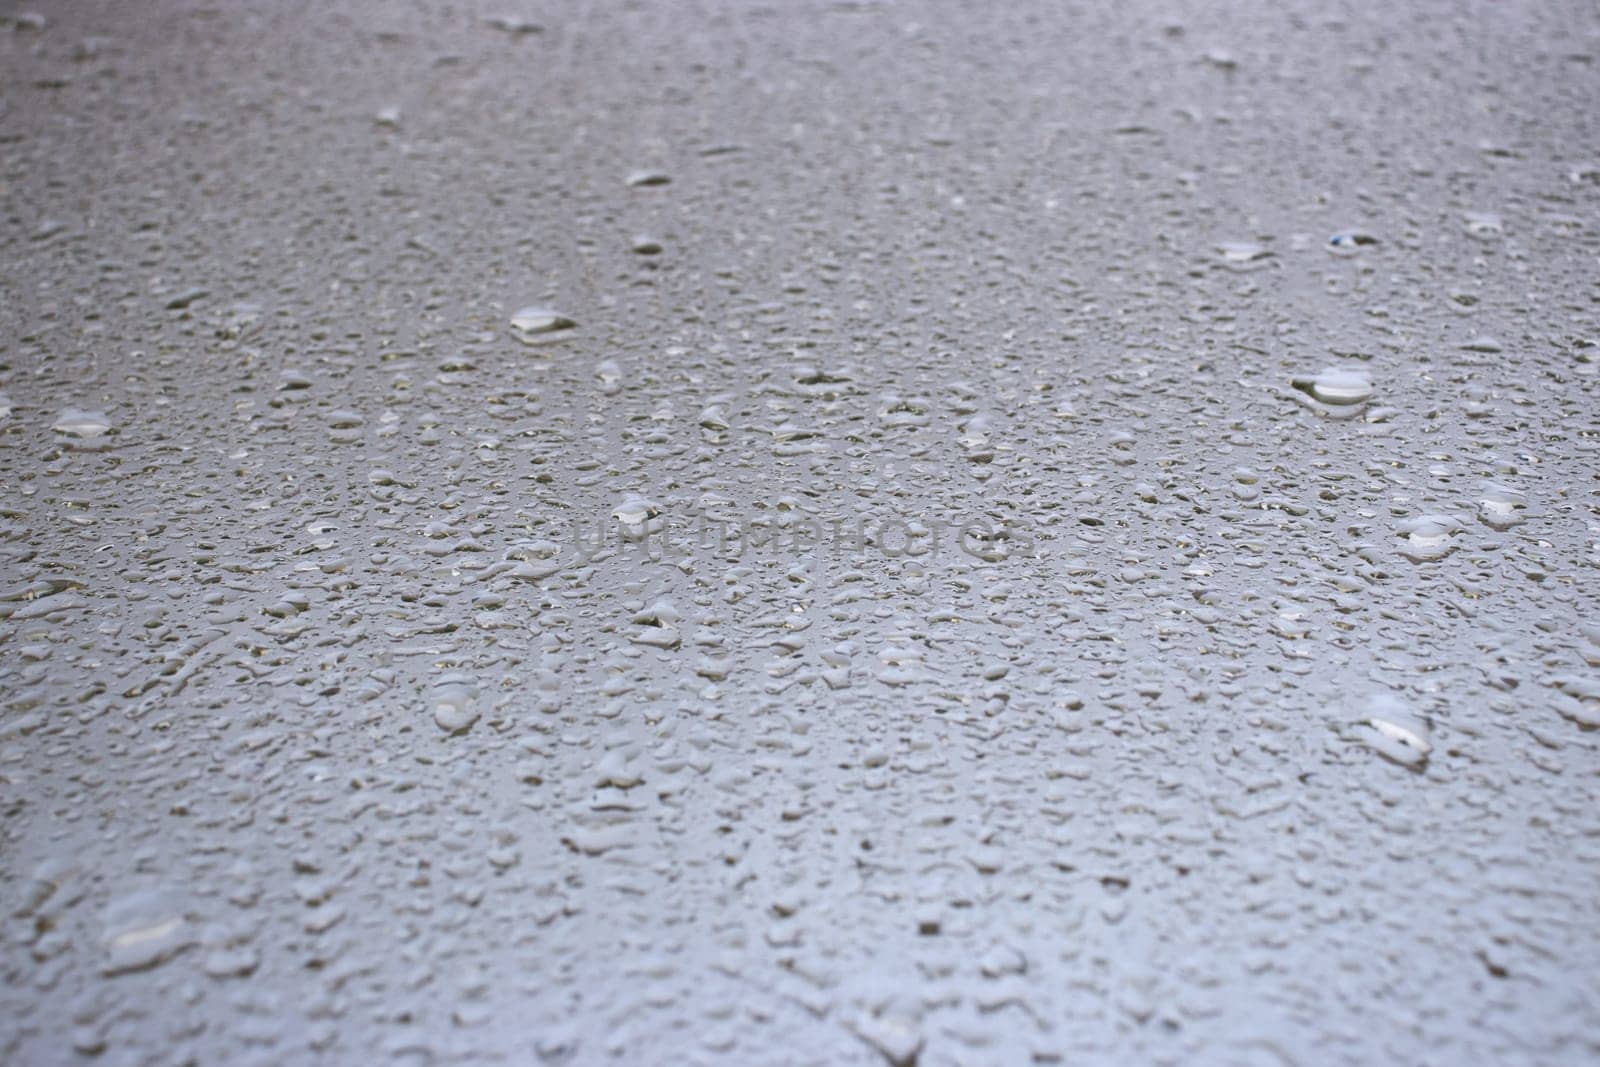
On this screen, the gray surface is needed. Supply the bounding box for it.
[2,0,1599,1063]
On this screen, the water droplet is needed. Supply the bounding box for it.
[51,408,113,438]
[485,14,543,36]
[1291,366,1373,406]
[430,674,481,734]
[164,286,209,310]
[614,494,663,538]
[1217,240,1273,269]
[509,306,577,344]
[1328,230,1379,254]
[1463,211,1504,238]
[1397,514,1463,561]
[1353,694,1432,768]
[101,889,194,976]
[1477,483,1526,529]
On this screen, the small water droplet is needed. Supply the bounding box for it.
[1328,230,1379,254]
[1217,240,1273,268]
[1463,210,1504,238]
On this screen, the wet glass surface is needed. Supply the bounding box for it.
[2,1,1599,1062]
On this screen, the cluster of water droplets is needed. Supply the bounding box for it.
[0,2,1597,1065]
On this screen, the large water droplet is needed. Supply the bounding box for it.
[430,674,481,734]
[509,306,577,345]
[1397,514,1463,561]
[1353,694,1432,769]
[1291,366,1373,407]
[51,408,113,438]
[1477,482,1526,530]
